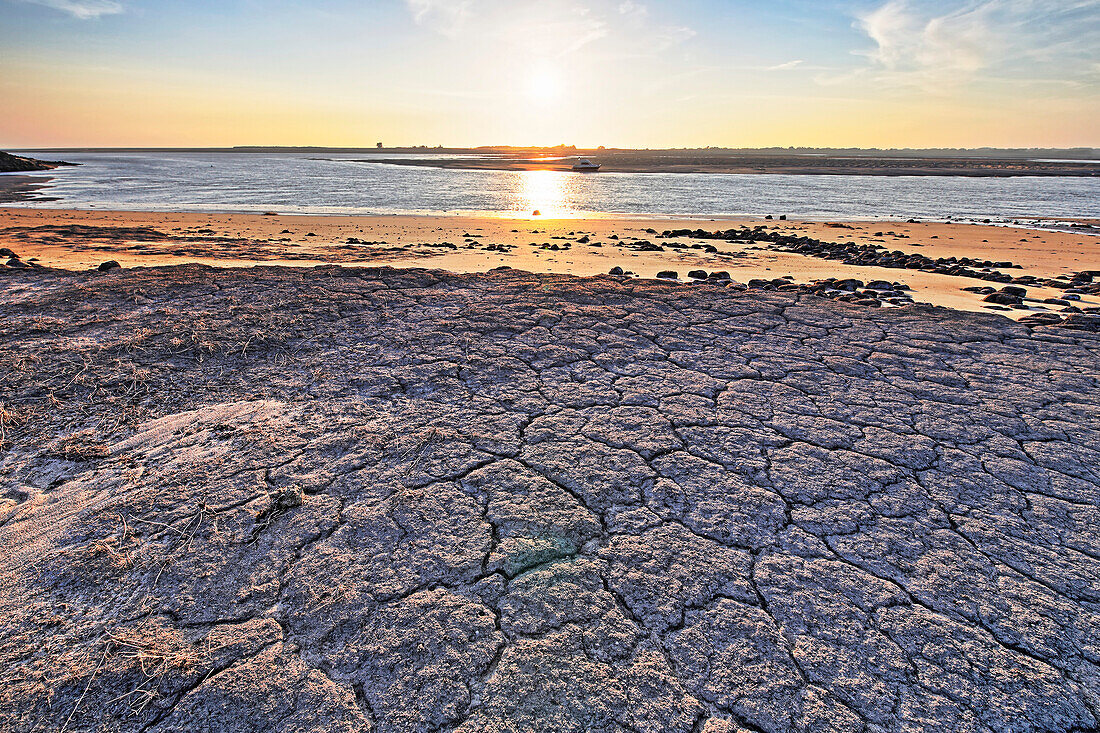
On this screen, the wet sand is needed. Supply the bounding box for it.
[0,175,58,204]
[2,208,1098,316]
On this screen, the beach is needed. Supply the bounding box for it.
[2,207,1098,317]
[3,208,1100,732]
[5,0,1099,727]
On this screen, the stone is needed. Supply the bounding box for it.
[98,260,122,272]
[656,270,678,279]
[983,292,1021,305]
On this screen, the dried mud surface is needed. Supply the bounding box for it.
[1,265,1099,733]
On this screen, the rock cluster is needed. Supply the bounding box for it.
[1,265,1099,733]
[0,249,44,272]
[744,277,916,308]
[662,227,1023,283]
[968,281,1100,330]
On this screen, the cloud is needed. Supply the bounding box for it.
[405,0,473,36]
[853,0,1100,89]
[767,60,804,71]
[404,0,694,56]
[15,0,123,19]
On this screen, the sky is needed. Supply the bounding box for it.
[1,0,1097,148]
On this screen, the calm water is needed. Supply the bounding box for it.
[5,151,1099,220]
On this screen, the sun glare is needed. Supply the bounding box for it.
[519,169,568,217]
[525,68,562,103]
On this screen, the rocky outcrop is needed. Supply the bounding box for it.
[0,151,74,172]
[1,265,1098,732]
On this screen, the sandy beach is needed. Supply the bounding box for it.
[2,208,1098,317]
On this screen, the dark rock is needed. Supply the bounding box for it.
[98,261,121,272]
[707,271,731,280]
[1060,314,1100,332]
[983,292,1022,305]
[1019,313,1064,327]
[1000,285,1027,298]
[656,271,678,280]
[608,266,625,276]
[687,270,708,280]
[0,150,75,172]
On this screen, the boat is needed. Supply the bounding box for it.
[572,158,601,172]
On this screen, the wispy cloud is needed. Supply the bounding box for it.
[404,0,694,56]
[15,0,123,19]
[767,59,804,71]
[853,0,1100,89]
[405,0,473,37]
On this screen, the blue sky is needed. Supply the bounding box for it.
[1,0,1097,147]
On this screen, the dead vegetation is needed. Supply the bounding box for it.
[60,622,204,731]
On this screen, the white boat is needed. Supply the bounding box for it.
[572,158,601,172]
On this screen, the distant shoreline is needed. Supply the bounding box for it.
[0,151,76,173]
[349,153,1100,177]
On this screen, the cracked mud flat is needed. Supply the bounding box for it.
[1,264,1099,733]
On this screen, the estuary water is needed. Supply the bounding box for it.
[5,151,1099,221]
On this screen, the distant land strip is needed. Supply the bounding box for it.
[352,152,1100,177]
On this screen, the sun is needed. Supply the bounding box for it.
[525,68,562,103]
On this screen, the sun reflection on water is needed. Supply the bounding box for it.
[518,170,569,218]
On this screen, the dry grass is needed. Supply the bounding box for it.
[78,514,137,572]
[61,622,204,730]
[100,627,201,715]
[47,429,111,461]
[129,502,223,590]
